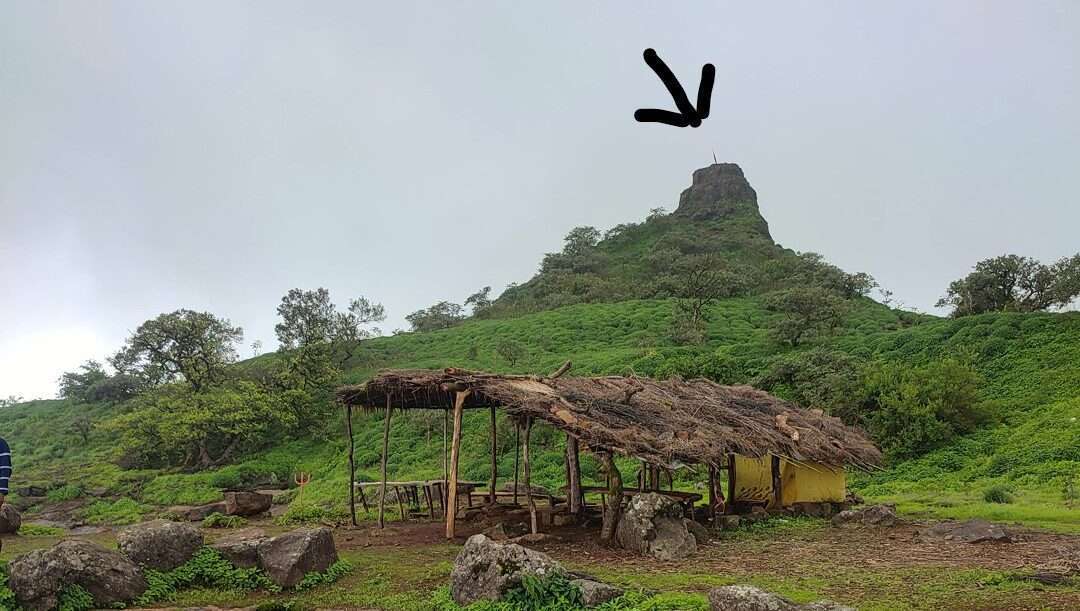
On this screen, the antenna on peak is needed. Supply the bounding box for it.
[712,150,718,164]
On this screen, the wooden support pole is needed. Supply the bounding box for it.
[356,483,369,513]
[445,390,469,539]
[442,410,448,506]
[378,399,393,529]
[513,422,520,505]
[396,485,407,521]
[707,465,716,521]
[345,404,357,526]
[727,453,737,514]
[566,435,582,516]
[771,455,783,509]
[598,451,623,544]
[523,417,538,534]
[489,405,497,506]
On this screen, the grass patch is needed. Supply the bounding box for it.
[82,497,148,525]
[18,523,66,536]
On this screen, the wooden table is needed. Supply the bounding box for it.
[354,480,483,520]
[570,486,703,517]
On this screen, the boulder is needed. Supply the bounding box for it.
[573,578,624,607]
[224,491,272,516]
[117,519,204,571]
[0,503,23,534]
[707,585,854,611]
[616,493,697,561]
[171,501,228,522]
[211,528,268,569]
[716,515,741,531]
[450,534,567,605]
[13,486,46,498]
[8,539,148,611]
[685,518,710,545]
[257,527,338,588]
[831,504,897,527]
[921,519,1012,544]
[483,521,528,541]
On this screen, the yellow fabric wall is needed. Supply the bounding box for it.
[732,455,845,506]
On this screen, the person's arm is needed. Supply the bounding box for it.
[0,437,11,507]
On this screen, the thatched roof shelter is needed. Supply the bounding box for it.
[336,368,881,470]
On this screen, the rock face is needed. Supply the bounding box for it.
[573,578,624,607]
[224,491,272,516]
[170,501,229,521]
[921,519,1012,543]
[257,527,338,588]
[831,504,897,527]
[0,503,22,533]
[8,539,148,611]
[616,493,697,560]
[211,528,268,569]
[450,534,567,605]
[707,585,854,611]
[673,163,772,238]
[684,518,710,546]
[117,519,204,571]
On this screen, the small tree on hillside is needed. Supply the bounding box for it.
[495,339,526,367]
[465,286,493,316]
[110,310,243,392]
[406,301,465,332]
[58,360,109,402]
[764,287,847,347]
[334,297,386,363]
[937,253,1080,316]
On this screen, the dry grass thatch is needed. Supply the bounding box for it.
[336,368,882,470]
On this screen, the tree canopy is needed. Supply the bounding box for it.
[937,253,1080,316]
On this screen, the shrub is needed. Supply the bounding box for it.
[202,512,248,528]
[983,485,1014,504]
[274,503,340,526]
[136,547,279,604]
[82,497,147,525]
[295,559,354,591]
[18,523,65,536]
[47,483,84,503]
[58,584,94,611]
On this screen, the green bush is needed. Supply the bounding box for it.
[46,484,84,503]
[18,523,65,536]
[58,584,95,611]
[82,497,148,525]
[202,512,248,528]
[136,547,280,604]
[274,503,340,526]
[295,559,354,591]
[983,485,1014,504]
[0,564,18,610]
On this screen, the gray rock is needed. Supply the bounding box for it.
[224,491,272,516]
[211,528,268,569]
[922,519,1012,543]
[716,515,742,530]
[685,518,710,545]
[573,578,624,607]
[483,521,528,541]
[117,519,204,571]
[707,585,854,611]
[257,527,338,588]
[616,493,697,560]
[170,501,228,521]
[8,539,148,611]
[0,503,23,534]
[450,534,567,605]
[673,163,771,238]
[831,504,897,527]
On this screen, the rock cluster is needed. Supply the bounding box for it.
[450,534,622,608]
[5,521,337,609]
[616,492,698,560]
[831,503,898,527]
[707,585,854,611]
[920,519,1013,543]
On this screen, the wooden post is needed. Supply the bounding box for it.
[650,465,660,491]
[489,405,498,505]
[566,435,582,516]
[378,399,393,529]
[445,390,469,539]
[771,455,783,509]
[707,465,716,521]
[442,410,448,506]
[598,451,623,544]
[356,483,369,513]
[345,404,357,526]
[727,453,737,514]
[523,417,538,534]
[396,485,407,521]
[512,422,520,505]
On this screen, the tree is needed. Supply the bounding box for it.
[58,360,109,402]
[754,349,865,422]
[406,301,465,332]
[937,253,1080,316]
[275,288,336,351]
[251,340,263,357]
[71,415,93,443]
[333,297,386,363]
[464,287,493,315]
[495,339,526,367]
[110,310,243,392]
[764,287,847,346]
[0,395,23,408]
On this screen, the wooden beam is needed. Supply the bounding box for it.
[345,404,357,526]
[445,390,469,539]
[523,417,538,534]
[548,360,572,379]
[771,455,783,509]
[512,422,520,505]
[567,435,582,516]
[727,453,737,514]
[598,451,623,544]
[489,405,497,505]
[396,485,407,522]
[378,399,392,529]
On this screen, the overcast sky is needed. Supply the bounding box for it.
[2,1,1078,399]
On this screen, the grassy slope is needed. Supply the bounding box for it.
[5,298,1077,531]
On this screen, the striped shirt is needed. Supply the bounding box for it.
[0,437,10,495]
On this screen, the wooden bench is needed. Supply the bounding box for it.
[355,480,483,520]
[569,485,703,517]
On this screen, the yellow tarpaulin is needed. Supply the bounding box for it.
[732,454,845,507]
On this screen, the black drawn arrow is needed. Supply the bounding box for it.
[634,48,715,128]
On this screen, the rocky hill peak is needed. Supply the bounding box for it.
[673,163,772,239]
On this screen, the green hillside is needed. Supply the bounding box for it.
[1,163,1076,534]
